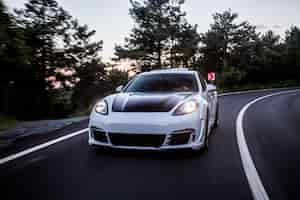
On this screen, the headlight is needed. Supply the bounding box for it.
[94,100,108,115]
[173,100,199,116]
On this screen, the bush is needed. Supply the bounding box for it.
[218,66,245,89]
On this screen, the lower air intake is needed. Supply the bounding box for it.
[91,127,108,143]
[168,130,193,145]
[109,133,165,147]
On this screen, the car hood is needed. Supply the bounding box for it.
[112,93,192,112]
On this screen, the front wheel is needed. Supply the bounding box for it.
[212,102,219,129]
[203,111,210,150]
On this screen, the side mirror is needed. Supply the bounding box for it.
[207,84,216,92]
[115,85,123,92]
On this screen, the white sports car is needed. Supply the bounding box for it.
[88,69,219,151]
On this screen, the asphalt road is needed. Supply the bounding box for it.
[0,89,299,200]
[244,91,300,200]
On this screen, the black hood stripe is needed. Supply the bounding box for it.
[112,93,191,112]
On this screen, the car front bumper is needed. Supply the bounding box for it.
[88,111,206,150]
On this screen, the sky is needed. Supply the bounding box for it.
[5,0,300,62]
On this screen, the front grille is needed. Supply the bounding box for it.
[109,133,165,147]
[91,127,108,143]
[168,130,193,146]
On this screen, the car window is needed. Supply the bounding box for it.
[125,73,198,93]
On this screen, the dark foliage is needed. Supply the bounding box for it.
[115,0,200,70]
[0,1,299,120]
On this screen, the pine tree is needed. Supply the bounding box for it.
[115,0,199,70]
[0,0,29,116]
[203,9,257,70]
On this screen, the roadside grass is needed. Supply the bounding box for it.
[0,116,19,133]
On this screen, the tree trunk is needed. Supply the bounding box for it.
[223,42,228,70]
[157,42,162,68]
[223,56,228,69]
[170,37,175,68]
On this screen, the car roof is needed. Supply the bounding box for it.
[140,68,197,76]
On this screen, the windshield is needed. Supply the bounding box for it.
[124,73,198,93]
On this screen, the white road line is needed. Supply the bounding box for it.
[0,128,88,165]
[236,89,300,200]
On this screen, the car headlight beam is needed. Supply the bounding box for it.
[95,100,108,115]
[173,100,199,116]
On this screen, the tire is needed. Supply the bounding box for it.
[212,102,219,129]
[203,110,210,150]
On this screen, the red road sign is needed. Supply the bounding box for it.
[208,72,215,81]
